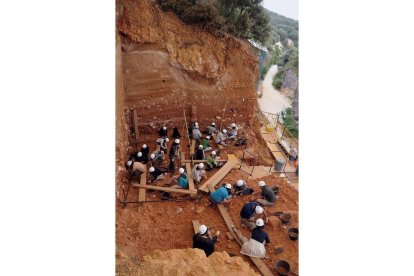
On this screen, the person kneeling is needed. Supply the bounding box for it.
[208,183,232,206]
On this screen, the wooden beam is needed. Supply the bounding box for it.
[180,152,186,167]
[198,154,239,192]
[181,159,228,163]
[185,163,196,192]
[138,172,146,202]
[132,184,197,195]
[132,110,139,141]
[190,139,196,156]
[192,220,201,234]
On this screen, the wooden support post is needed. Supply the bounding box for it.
[138,172,146,202]
[185,163,196,193]
[132,110,139,151]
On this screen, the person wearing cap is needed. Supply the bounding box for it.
[209,183,232,205]
[233,179,253,196]
[206,122,217,135]
[256,181,276,206]
[159,125,168,138]
[169,167,189,189]
[141,144,150,158]
[169,139,180,161]
[206,151,222,171]
[125,159,147,180]
[251,218,270,245]
[150,150,165,167]
[195,144,205,160]
[192,163,206,183]
[232,224,266,258]
[135,152,148,164]
[227,123,238,140]
[192,224,220,257]
[192,125,202,145]
[148,166,166,183]
[215,129,228,146]
[201,136,213,152]
[240,202,268,230]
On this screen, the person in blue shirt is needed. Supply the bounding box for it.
[170,167,189,189]
[240,202,268,230]
[209,183,232,206]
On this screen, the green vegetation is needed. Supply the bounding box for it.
[272,46,298,89]
[283,107,298,139]
[265,9,298,48]
[157,0,271,44]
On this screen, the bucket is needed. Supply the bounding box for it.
[288,228,299,241]
[275,260,291,276]
[274,158,285,172]
[280,213,292,224]
[161,192,170,200]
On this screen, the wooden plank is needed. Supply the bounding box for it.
[138,172,146,202]
[181,159,228,163]
[185,163,196,192]
[198,154,239,192]
[180,152,186,167]
[208,183,273,276]
[192,220,201,234]
[190,139,196,156]
[132,184,197,195]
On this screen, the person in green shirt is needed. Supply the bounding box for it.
[206,151,222,171]
[201,136,213,152]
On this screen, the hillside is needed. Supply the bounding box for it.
[265,9,298,48]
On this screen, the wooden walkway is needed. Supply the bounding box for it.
[198,154,239,192]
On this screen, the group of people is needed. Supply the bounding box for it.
[189,121,240,148]
[193,180,275,258]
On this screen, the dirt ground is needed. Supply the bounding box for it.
[116,118,298,275]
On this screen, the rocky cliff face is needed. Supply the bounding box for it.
[281,69,298,93]
[116,0,259,131]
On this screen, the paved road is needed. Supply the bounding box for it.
[258,65,292,115]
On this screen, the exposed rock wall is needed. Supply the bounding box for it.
[116,0,259,132]
[281,68,298,93]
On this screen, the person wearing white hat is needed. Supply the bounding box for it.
[227,123,238,140]
[191,163,206,183]
[141,144,150,159]
[195,144,205,160]
[256,181,276,206]
[200,135,213,152]
[206,150,222,171]
[169,167,189,190]
[154,137,169,153]
[192,224,220,257]
[233,179,253,196]
[215,129,228,146]
[169,139,181,162]
[251,218,270,245]
[159,125,168,138]
[206,122,217,135]
[148,166,166,183]
[149,150,165,167]
[240,202,268,230]
[192,124,202,145]
[135,151,148,164]
[209,183,232,206]
[233,224,267,258]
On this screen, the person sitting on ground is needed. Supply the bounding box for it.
[192,163,206,184]
[206,151,222,171]
[169,167,189,190]
[195,145,205,160]
[192,224,220,257]
[172,127,181,139]
[232,219,268,258]
[192,125,202,145]
[159,125,168,138]
[209,183,232,206]
[240,202,268,230]
[148,166,166,183]
[206,122,217,135]
[135,152,147,164]
[141,144,149,159]
[160,137,169,153]
[125,160,147,180]
[215,129,228,146]
[233,179,254,196]
[227,123,238,140]
[251,218,270,245]
[149,151,165,167]
[201,136,213,152]
[255,181,276,206]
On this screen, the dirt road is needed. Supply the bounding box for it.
[258,65,292,114]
